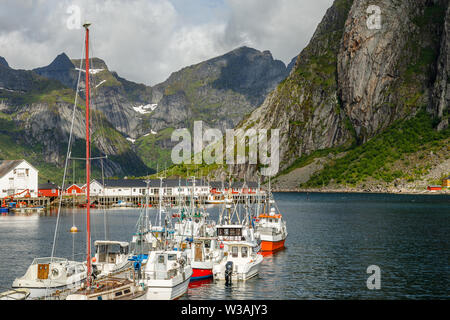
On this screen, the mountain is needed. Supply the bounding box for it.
[190,0,449,192]
[132,46,290,169]
[0,56,153,182]
[0,45,291,181]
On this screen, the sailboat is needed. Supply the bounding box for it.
[65,23,145,300]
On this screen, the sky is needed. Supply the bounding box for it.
[0,0,333,86]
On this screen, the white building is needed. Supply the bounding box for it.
[0,160,39,198]
[87,178,210,197]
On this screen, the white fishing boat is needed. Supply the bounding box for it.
[137,250,192,300]
[11,257,87,299]
[0,288,30,300]
[212,185,263,283]
[212,239,263,283]
[205,194,225,204]
[92,240,132,278]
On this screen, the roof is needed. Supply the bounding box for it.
[38,182,59,190]
[0,159,38,179]
[210,181,259,189]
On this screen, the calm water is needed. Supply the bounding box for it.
[0,193,448,299]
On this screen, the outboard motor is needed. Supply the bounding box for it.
[225,261,233,285]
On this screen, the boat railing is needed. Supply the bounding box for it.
[31,257,68,265]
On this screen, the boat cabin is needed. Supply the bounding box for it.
[144,251,187,281]
[223,241,256,260]
[216,225,245,241]
[94,241,129,264]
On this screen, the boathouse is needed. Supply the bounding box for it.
[38,182,60,197]
[66,184,85,195]
[427,185,442,191]
[0,159,39,198]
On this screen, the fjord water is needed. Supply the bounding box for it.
[0,193,448,299]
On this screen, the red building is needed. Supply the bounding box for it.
[66,184,85,195]
[38,182,60,197]
[427,185,442,191]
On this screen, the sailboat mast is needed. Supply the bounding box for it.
[83,22,92,287]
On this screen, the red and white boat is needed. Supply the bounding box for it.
[256,207,287,252]
[188,237,223,281]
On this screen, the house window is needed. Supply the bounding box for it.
[51,189,56,193]
[133,189,136,192]
[72,190,76,194]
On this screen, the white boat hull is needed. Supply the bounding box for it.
[138,268,192,300]
[213,254,263,282]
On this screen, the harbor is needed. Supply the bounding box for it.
[1,192,448,300]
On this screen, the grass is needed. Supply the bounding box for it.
[302,110,450,187]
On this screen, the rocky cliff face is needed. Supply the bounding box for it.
[235,0,355,176]
[147,46,289,133]
[338,0,447,142]
[432,3,450,131]
[233,0,449,182]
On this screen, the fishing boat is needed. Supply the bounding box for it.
[136,250,192,300]
[254,179,287,252]
[212,189,263,283]
[188,237,223,281]
[205,194,225,204]
[92,240,132,278]
[255,207,288,252]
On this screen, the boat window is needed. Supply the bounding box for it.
[124,289,131,294]
[231,246,238,258]
[217,228,224,236]
[168,254,177,261]
[120,245,129,255]
[204,240,211,249]
[115,291,123,297]
[236,228,242,236]
[158,255,165,264]
[224,229,229,236]
[241,246,248,258]
[229,228,236,236]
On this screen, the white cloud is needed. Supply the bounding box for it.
[0,0,333,86]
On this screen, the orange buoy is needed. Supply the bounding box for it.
[70,226,78,233]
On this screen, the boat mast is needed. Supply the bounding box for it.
[83,22,92,288]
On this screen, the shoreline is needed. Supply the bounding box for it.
[272,188,450,196]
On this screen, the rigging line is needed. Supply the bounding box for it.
[47,41,85,299]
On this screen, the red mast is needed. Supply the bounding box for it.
[83,22,92,287]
